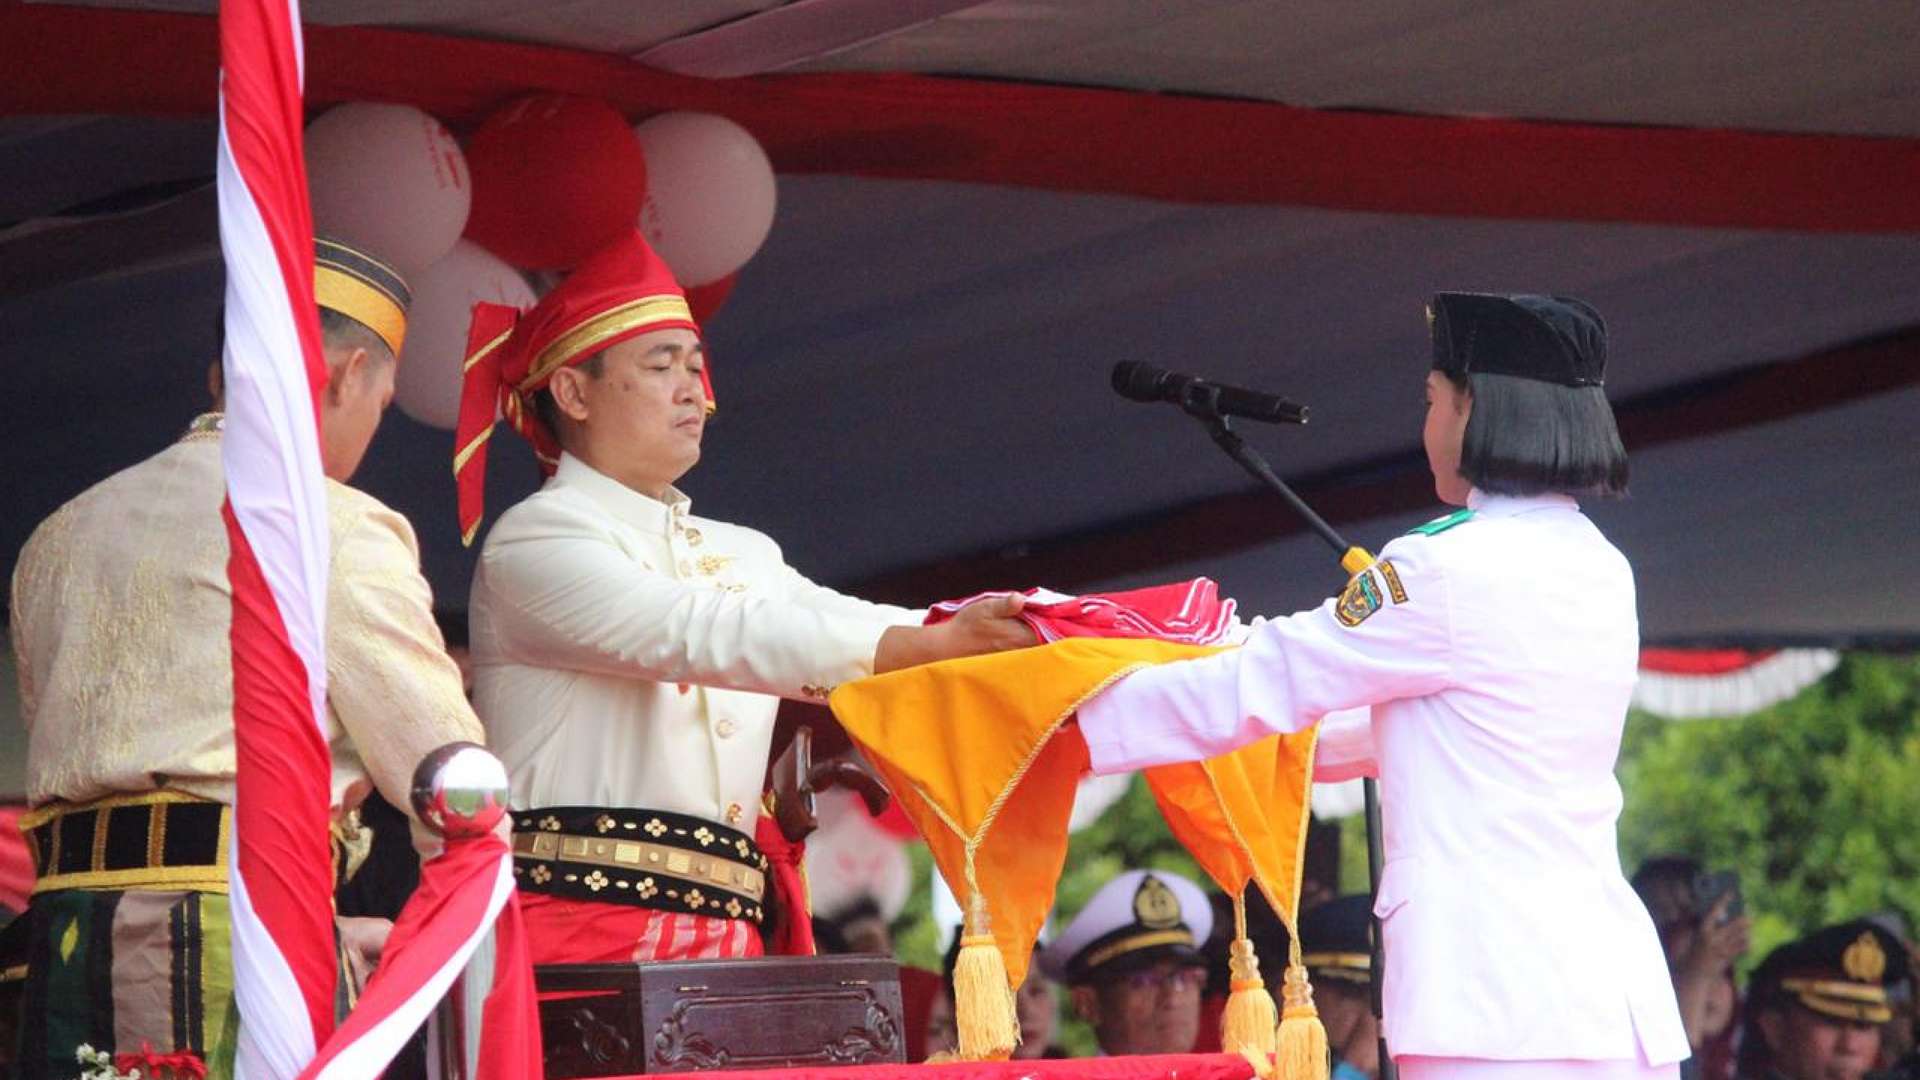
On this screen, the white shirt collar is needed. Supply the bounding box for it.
[1465,488,1579,518]
[551,452,692,535]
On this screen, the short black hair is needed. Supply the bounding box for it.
[531,351,606,448]
[318,307,395,365]
[1449,371,1629,498]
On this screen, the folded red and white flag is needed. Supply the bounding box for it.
[927,578,1238,645]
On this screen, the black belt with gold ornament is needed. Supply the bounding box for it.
[511,805,768,925]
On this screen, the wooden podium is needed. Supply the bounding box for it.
[537,956,907,1077]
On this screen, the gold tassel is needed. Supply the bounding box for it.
[1277,943,1330,1080]
[953,891,1018,1061]
[1219,893,1278,1077]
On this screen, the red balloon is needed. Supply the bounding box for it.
[463,95,646,271]
[684,273,737,325]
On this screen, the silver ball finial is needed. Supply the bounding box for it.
[411,742,510,839]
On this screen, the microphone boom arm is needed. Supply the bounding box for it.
[1172,383,1396,1080]
[1181,384,1374,576]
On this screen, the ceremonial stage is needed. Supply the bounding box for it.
[601,1054,1255,1080]
[1,4,1916,1080]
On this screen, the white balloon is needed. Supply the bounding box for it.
[395,240,534,430]
[633,112,776,286]
[307,103,471,279]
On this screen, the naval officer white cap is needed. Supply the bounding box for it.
[1038,868,1212,984]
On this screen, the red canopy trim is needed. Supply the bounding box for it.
[1,2,1917,232]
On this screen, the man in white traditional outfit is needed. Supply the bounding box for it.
[454,229,1032,967]
[9,238,483,1080]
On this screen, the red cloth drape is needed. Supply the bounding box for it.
[756,814,816,957]
[2,4,1917,233]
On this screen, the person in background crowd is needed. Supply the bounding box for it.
[936,924,1065,1059]
[896,964,949,1062]
[1739,920,1908,1080]
[1633,857,1748,1079]
[1300,895,1382,1080]
[1011,953,1065,1060]
[822,896,894,956]
[1865,914,1919,1077]
[1039,869,1211,1057]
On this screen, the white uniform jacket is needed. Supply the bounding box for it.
[1078,491,1688,1065]
[471,454,920,833]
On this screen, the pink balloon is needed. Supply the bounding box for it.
[395,240,534,430]
[633,112,777,286]
[307,103,471,279]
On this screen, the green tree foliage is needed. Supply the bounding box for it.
[1616,653,1920,966]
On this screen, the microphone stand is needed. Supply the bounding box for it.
[1177,386,1396,1080]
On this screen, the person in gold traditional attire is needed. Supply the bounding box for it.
[453,230,1031,968]
[7,238,482,1080]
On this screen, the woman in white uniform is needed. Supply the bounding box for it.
[1076,293,1690,1078]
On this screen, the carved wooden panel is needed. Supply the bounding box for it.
[538,955,905,1077]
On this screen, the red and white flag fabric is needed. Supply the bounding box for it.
[216,0,340,1072]
[297,831,537,1080]
[217,1,539,1076]
[927,578,1239,645]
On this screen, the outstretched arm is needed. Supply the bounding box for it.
[1078,542,1454,773]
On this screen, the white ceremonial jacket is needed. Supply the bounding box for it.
[1078,491,1688,1065]
[470,454,920,833]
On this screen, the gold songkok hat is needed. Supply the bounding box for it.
[314,235,411,356]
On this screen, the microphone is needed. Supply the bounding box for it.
[1111,361,1309,425]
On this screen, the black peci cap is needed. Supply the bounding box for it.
[1429,292,1607,388]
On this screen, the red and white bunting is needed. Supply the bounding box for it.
[1633,647,1841,721]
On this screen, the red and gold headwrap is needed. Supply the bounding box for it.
[454,229,714,546]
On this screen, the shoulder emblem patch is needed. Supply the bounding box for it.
[1408,509,1475,537]
[1377,560,1408,604]
[1335,562,1410,628]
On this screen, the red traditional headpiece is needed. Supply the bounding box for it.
[453,229,712,545]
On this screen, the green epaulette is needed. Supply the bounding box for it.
[1407,508,1475,537]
